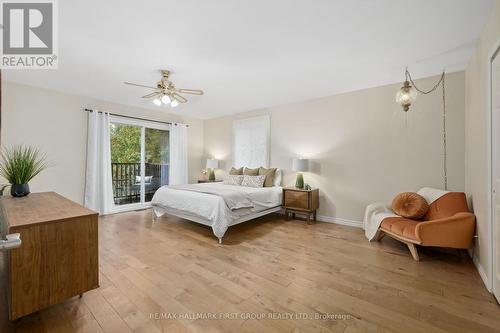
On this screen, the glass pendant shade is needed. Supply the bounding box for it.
[395,81,417,111]
[171,100,179,107]
[153,98,162,106]
[161,94,171,104]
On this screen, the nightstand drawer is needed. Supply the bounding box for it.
[284,190,309,209]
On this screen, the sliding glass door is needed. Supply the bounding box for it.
[109,116,170,210]
[110,122,142,205]
[144,127,170,202]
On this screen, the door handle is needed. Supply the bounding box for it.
[0,233,22,251]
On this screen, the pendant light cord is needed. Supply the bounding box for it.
[406,69,445,95]
[405,69,448,190]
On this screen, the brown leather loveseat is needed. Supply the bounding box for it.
[378,192,476,261]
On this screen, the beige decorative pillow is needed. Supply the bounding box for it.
[241,175,266,187]
[391,192,429,219]
[243,167,259,176]
[224,175,244,185]
[258,167,277,187]
[229,167,243,175]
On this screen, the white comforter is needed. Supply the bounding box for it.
[167,184,254,210]
[151,183,283,239]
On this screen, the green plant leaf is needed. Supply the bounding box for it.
[0,145,48,185]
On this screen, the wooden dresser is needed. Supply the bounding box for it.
[282,187,319,224]
[0,192,99,320]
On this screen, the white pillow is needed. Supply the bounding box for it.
[241,175,266,188]
[224,175,244,185]
[273,168,282,187]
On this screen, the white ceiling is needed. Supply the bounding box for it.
[4,0,494,119]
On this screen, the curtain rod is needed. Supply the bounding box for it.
[83,108,189,127]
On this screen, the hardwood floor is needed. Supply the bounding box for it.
[1,209,499,332]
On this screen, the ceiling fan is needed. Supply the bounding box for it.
[124,70,204,107]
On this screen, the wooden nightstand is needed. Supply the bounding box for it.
[197,179,223,183]
[282,187,319,224]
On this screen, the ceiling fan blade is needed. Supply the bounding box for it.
[141,91,161,98]
[176,88,204,95]
[124,82,158,89]
[172,93,188,103]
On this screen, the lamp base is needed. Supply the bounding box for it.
[208,169,216,181]
[295,173,304,189]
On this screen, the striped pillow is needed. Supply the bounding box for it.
[241,175,266,188]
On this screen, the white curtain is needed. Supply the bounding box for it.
[169,123,188,185]
[84,111,115,214]
[233,115,270,168]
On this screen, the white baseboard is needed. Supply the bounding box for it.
[277,210,363,228]
[316,215,363,228]
[470,253,492,292]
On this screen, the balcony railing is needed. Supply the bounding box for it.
[111,162,169,205]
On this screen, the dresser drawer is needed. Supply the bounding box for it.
[284,190,310,209]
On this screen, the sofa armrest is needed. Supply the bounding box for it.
[415,212,476,248]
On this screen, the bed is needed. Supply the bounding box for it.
[151,182,283,243]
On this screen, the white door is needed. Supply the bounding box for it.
[492,45,500,302]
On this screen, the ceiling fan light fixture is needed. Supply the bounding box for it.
[126,69,204,108]
[161,94,171,104]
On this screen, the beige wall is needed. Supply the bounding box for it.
[1,72,466,225]
[465,0,500,287]
[1,81,204,204]
[204,71,466,223]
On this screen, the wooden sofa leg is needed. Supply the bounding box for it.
[406,242,419,261]
[376,231,386,241]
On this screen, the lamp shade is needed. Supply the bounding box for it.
[292,158,308,172]
[206,159,219,169]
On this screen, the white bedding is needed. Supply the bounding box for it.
[151,183,283,240]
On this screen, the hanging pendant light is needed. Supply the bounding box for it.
[395,80,417,112]
[395,68,448,190]
[153,98,162,106]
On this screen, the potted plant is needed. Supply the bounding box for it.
[0,145,48,197]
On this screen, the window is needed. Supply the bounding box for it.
[233,115,270,168]
[109,116,170,209]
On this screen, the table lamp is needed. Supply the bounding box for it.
[206,159,219,181]
[292,158,308,189]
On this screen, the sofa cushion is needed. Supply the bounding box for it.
[391,192,429,219]
[424,192,470,221]
[380,217,421,242]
